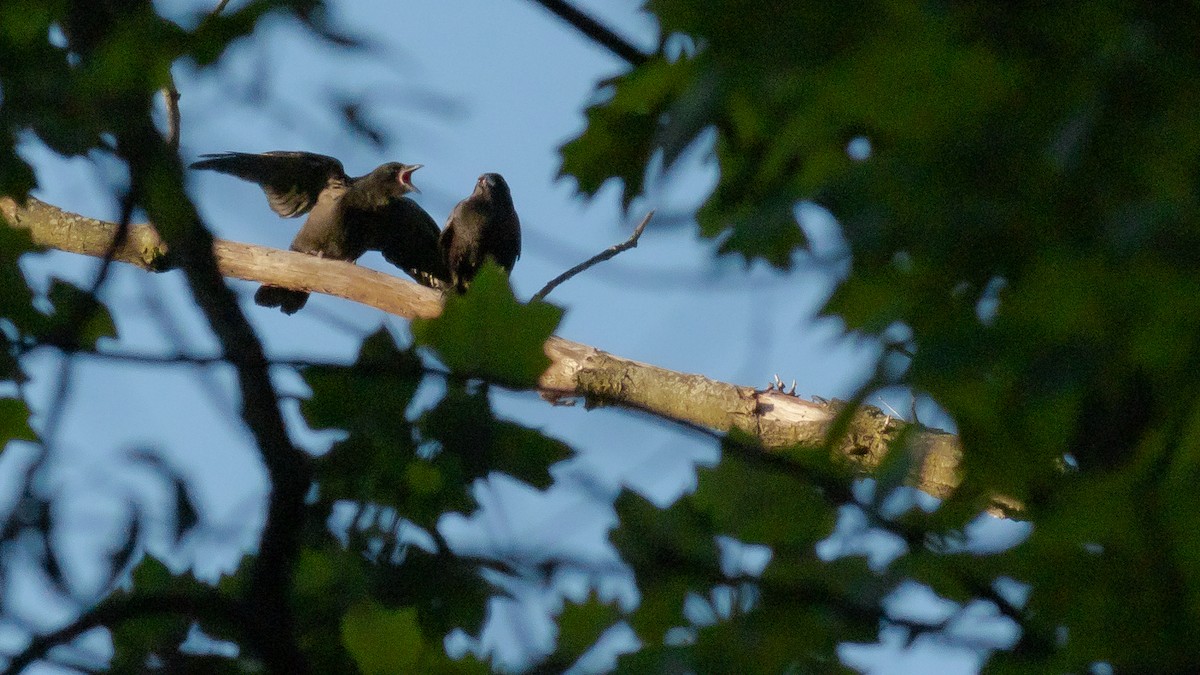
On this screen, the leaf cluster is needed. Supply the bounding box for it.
[558,1,1200,671]
[7,0,1200,672]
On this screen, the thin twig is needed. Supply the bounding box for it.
[532,210,653,302]
[20,341,322,370]
[40,192,135,452]
[160,0,233,151]
[528,0,649,66]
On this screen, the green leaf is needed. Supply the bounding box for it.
[295,547,369,605]
[709,605,862,674]
[696,137,809,267]
[109,555,210,670]
[110,614,190,672]
[303,328,423,434]
[690,453,836,548]
[0,0,53,47]
[0,398,36,443]
[36,278,119,349]
[0,142,36,200]
[710,196,807,268]
[488,421,572,489]
[869,428,919,511]
[290,546,368,673]
[418,383,572,489]
[559,58,699,208]
[613,491,720,573]
[612,491,720,644]
[127,555,174,594]
[555,594,622,662]
[319,437,474,528]
[188,2,281,66]
[215,554,255,599]
[0,225,40,333]
[412,263,563,387]
[305,329,454,513]
[340,598,486,675]
[368,548,489,637]
[342,600,425,675]
[822,266,915,334]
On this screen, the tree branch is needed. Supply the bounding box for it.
[1,592,246,675]
[527,0,649,66]
[162,84,181,152]
[1,195,967,503]
[113,119,310,673]
[533,210,653,301]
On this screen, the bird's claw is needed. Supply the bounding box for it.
[762,375,801,398]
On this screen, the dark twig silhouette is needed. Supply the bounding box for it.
[533,210,653,302]
[528,0,649,66]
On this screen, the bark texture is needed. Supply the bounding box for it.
[2,195,967,501]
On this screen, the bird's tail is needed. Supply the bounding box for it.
[254,285,309,314]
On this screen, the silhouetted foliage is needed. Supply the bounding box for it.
[2,1,1200,673]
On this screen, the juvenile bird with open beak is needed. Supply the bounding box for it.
[191,151,449,313]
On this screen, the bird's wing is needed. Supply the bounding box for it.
[190,151,347,218]
[438,211,457,258]
[512,212,522,260]
[371,198,450,287]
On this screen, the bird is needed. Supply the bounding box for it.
[364,197,452,291]
[440,173,521,293]
[189,151,449,313]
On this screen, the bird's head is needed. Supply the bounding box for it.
[473,173,509,200]
[398,163,423,193]
[374,162,423,196]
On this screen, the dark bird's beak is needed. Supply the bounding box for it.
[400,164,422,193]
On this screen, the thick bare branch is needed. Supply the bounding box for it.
[1,196,966,501]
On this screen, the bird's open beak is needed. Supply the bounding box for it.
[400,164,423,193]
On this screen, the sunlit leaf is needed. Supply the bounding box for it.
[340,599,485,675]
[412,264,563,387]
[342,600,424,675]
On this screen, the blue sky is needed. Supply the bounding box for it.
[4,1,1026,672]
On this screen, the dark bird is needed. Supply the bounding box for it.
[190,151,449,313]
[365,197,452,291]
[440,173,521,293]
